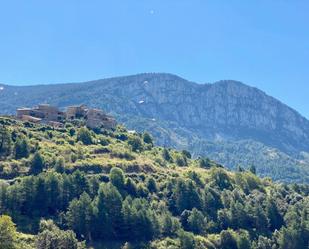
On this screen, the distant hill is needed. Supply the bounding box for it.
[1,73,309,182]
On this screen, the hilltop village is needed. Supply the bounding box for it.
[16,104,116,129]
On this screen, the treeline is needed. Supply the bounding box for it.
[1,167,309,248]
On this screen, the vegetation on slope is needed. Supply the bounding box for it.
[0,117,308,249]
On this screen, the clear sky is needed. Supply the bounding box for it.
[0,1,308,118]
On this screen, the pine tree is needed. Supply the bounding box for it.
[266,198,283,231]
[146,177,157,193]
[66,192,93,240]
[30,152,44,174]
[0,125,11,157]
[14,137,29,159]
[162,148,172,162]
[94,183,123,239]
[187,208,205,234]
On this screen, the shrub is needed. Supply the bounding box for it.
[77,127,93,145]
[143,132,153,145]
[128,137,143,152]
[0,215,17,249]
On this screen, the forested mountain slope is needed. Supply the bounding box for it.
[1,73,309,182]
[0,117,309,249]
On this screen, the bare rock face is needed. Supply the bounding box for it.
[1,73,309,182]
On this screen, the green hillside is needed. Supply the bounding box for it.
[0,117,308,249]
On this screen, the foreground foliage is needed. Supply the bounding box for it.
[0,117,308,248]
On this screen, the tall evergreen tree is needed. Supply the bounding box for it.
[66,192,93,240]
[93,183,123,239]
[30,152,44,174]
[0,125,11,157]
[14,137,29,159]
[266,198,284,231]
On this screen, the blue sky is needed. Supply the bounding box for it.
[0,1,308,118]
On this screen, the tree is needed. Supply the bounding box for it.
[220,230,238,249]
[55,157,65,173]
[69,128,76,137]
[77,127,92,145]
[266,198,283,231]
[14,137,29,159]
[249,165,256,175]
[128,136,143,152]
[0,215,16,249]
[199,158,211,168]
[93,183,123,239]
[66,192,93,240]
[253,204,268,233]
[236,231,251,249]
[0,125,11,157]
[182,150,192,159]
[33,176,47,215]
[179,231,195,249]
[174,179,201,214]
[142,132,153,145]
[211,168,232,190]
[187,208,205,234]
[146,177,157,193]
[252,236,272,249]
[175,154,187,166]
[30,152,45,174]
[125,178,137,196]
[36,219,85,249]
[161,212,180,237]
[109,167,125,192]
[162,148,172,162]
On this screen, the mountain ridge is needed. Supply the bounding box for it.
[1,73,309,182]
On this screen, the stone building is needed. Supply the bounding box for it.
[16,104,116,129]
[85,108,117,129]
[17,104,65,122]
[66,105,87,120]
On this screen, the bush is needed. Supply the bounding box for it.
[128,137,143,152]
[175,154,187,167]
[110,149,135,160]
[143,132,153,145]
[0,215,17,249]
[77,127,93,145]
[36,219,85,249]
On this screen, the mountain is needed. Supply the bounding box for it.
[1,73,309,182]
[0,117,309,248]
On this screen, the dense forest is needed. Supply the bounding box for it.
[0,117,308,249]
